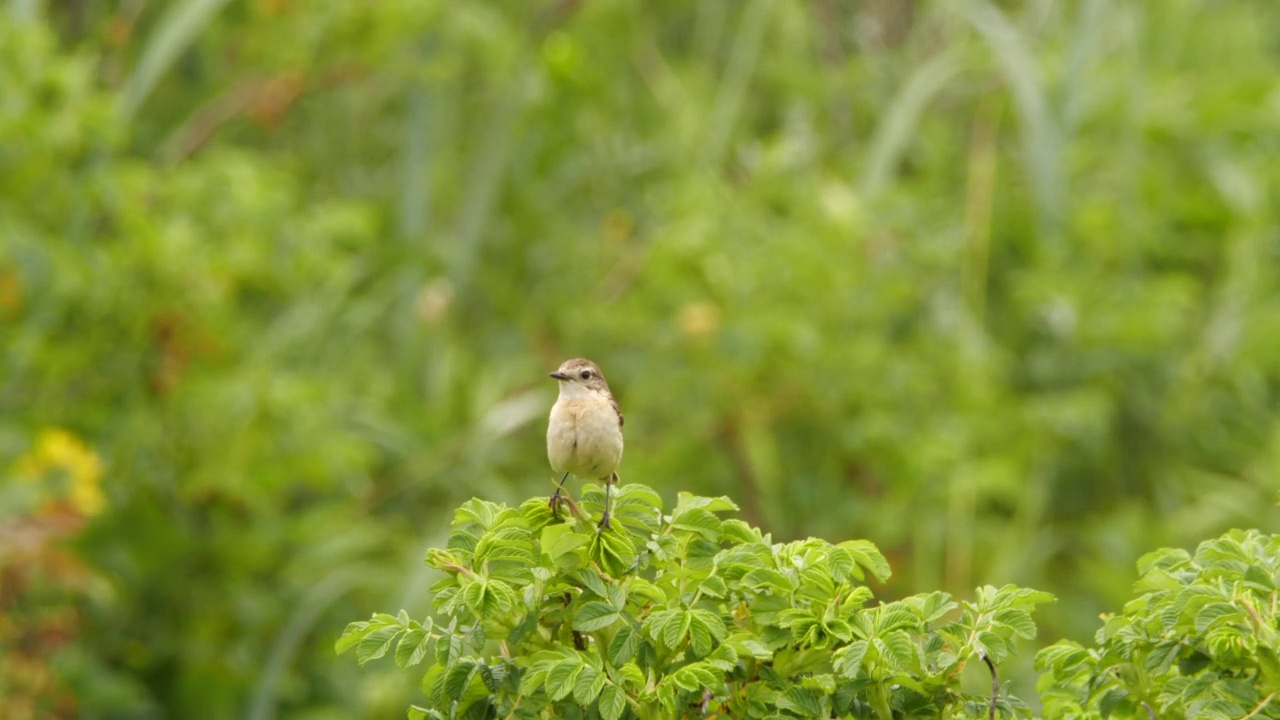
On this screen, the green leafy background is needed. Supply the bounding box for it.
[2,0,1278,717]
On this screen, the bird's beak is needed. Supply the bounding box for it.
[549,371,569,380]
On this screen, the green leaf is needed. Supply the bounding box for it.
[335,621,372,655]
[484,580,517,615]
[517,662,550,696]
[726,632,773,660]
[598,684,626,720]
[1035,641,1088,672]
[671,507,722,540]
[699,575,729,598]
[975,631,1011,664]
[879,631,919,671]
[836,645,869,679]
[542,523,590,561]
[592,529,638,578]
[721,519,759,544]
[1194,602,1246,633]
[661,610,692,650]
[545,659,584,701]
[836,540,891,583]
[395,628,431,669]
[573,601,622,632]
[777,686,823,717]
[356,626,401,666]
[573,568,611,599]
[573,665,606,705]
[673,492,738,514]
[608,623,643,666]
[993,608,1038,639]
[443,662,478,700]
[688,615,714,657]
[742,567,796,592]
[627,578,667,606]
[614,484,665,511]
[671,662,721,691]
[706,643,739,671]
[613,662,645,690]
[478,663,507,692]
[874,606,919,634]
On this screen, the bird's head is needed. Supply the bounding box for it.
[549,358,611,398]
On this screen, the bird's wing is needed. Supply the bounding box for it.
[612,397,624,428]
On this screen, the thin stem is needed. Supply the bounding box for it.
[1241,693,1275,720]
[983,654,998,720]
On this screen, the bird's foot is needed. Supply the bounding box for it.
[548,489,562,518]
[596,511,612,532]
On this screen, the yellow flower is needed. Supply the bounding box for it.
[13,428,106,516]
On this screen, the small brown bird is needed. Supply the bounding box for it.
[546,358,624,529]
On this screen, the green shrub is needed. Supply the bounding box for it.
[1037,529,1280,719]
[338,485,1052,719]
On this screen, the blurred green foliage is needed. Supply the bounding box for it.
[2,0,1279,717]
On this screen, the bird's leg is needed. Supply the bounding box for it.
[550,471,570,517]
[597,472,618,531]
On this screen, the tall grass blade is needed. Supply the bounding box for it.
[859,50,963,197]
[120,0,232,120]
[969,1,1064,240]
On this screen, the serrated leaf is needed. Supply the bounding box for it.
[593,529,638,578]
[478,662,507,692]
[615,484,664,510]
[443,662,478,700]
[834,640,869,679]
[608,623,643,666]
[573,665,606,705]
[993,608,1038,639]
[661,610,692,650]
[1194,602,1246,633]
[691,609,728,640]
[743,567,796,592]
[837,540,891,583]
[688,615,713,657]
[879,631,919,671]
[356,626,401,666]
[335,621,372,655]
[395,628,431,669]
[627,578,666,606]
[671,507,722,541]
[421,662,447,700]
[518,662,550,696]
[721,519,759,544]
[485,580,517,615]
[1034,641,1088,672]
[777,686,823,717]
[674,492,739,514]
[542,523,590,561]
[672,662,720,691]
[975,631,1011,664]
[875,606,919,634]
[699,575,728,598]
[573,601,622,632]
[545,659,584,701]
[706,642,739,671]
[613,661,645,690]
[726,632,773,660]
[598,684,626,720]
[573,568,611,598]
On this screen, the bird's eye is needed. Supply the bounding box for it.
[580,370,592,380]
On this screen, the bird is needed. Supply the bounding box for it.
[546,358,624,530]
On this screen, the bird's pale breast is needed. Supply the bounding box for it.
[547,397,624,479]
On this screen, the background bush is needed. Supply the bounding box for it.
[2,0,1278,717]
